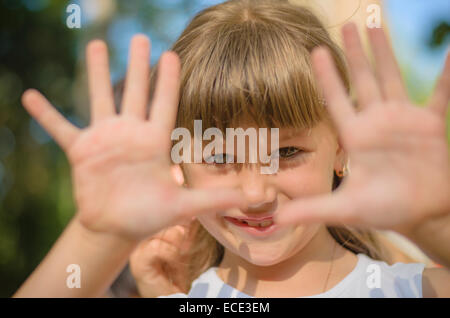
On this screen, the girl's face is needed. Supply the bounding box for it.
[182,120,345,266]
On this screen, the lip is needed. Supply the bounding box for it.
[223,216,279,238]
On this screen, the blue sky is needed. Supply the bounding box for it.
[384,0,450,100]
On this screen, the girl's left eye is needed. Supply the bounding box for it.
[278,147,302,158]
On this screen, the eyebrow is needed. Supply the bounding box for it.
[279,128,312,141]
[197,127,313,146]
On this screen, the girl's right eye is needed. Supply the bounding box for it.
[203,153,238,174]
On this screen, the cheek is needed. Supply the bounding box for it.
[275,162,334,199]
[196,213,224,241]
[182,164,238,188]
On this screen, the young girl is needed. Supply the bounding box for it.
[14,0,450,298]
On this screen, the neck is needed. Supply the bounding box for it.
[216,226,358,297]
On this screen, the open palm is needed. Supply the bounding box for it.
[21,35,244,241]
[276,24,450,234]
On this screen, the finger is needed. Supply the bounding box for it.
[121,35,151,118]
[21,89,80,151]
[274,192,358,227]
[141,238,181,260]
[152,225,187,247]
[140,239,189,276]
[131,239,185,283]
[149,51,181,143]
[86,40,115,123]
[367,27,409,102]
[311,47,356,137]
[342,23,382,109]
[429,51,450,117]
[176,188,247,220]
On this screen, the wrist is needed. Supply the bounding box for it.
[399,212,450,268]
[394,194,450,238]
[404,212,449,240]
[14,214,140,297]
[73,214,140,249]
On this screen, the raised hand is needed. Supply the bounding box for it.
[275,23,450,235]
[21,35,245,241]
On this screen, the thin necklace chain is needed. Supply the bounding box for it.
[323,239,337,293]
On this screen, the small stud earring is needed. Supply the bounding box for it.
[336,162,349,178]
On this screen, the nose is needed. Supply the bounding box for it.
[239,166,277,214]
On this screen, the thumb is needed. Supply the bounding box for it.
[176,188,247,219]
[274,192,356,226]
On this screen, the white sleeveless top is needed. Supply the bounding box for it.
[158,253,425,298]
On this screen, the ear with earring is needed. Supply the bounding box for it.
[336,160,350,178]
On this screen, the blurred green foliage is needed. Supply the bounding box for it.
[0,0,206,298]
[430,21,450,48]
[0,1,78,297]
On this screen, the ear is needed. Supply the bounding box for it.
[333,138,348,173]
[170,164,185,185]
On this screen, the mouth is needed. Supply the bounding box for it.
[223,216,278,237]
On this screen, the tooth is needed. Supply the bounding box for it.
[243,220,273,227]
[260,220,273,227]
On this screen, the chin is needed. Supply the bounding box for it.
[243,255,287,267]
[230,240,294,267]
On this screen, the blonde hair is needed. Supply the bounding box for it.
[139,0,396,291]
